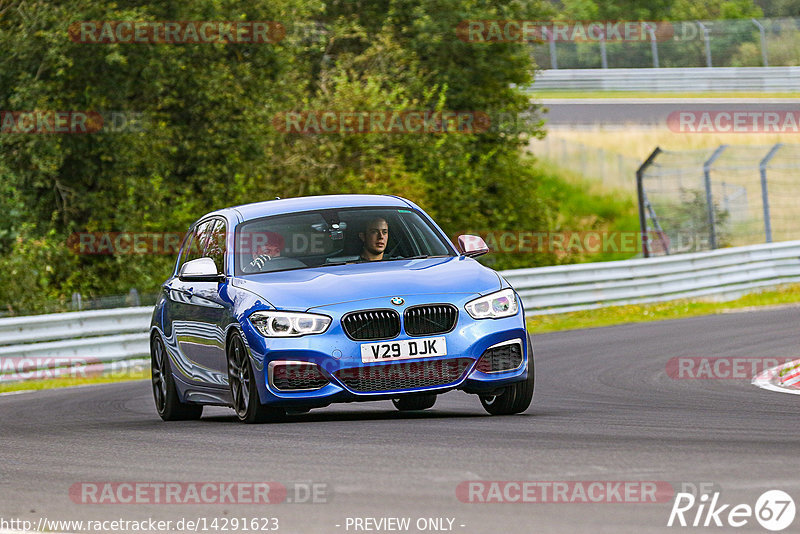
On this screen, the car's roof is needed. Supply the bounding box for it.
[224,194,414,222]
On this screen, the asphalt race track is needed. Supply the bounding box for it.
[2,307,799,533]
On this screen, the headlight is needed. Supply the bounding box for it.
[465,288,519,319]
[250,311,331,337]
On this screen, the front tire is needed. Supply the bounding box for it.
[392,394,437,411]
[227,333,285,424]
[479,333,535,415]
[151,334,203,421]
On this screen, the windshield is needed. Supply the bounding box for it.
[234,207,455,275]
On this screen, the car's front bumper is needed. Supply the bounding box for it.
[240,293,530,407]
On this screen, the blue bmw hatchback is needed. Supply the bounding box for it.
[150,194,534,423]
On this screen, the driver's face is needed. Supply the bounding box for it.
[253,243,281,259]
[362,219,388,255]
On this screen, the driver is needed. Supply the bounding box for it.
[359,217,388,261]
[245,230,284,272]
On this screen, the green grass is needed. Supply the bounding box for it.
[527,283,800,334]
[535,160,641,263]
[0,369,149,394]
[532,90,800,99]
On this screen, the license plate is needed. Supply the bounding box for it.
[360,337,447,363]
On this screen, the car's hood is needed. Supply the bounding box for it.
[232,256,501,311]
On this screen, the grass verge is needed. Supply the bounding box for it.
[527,283,800,334]
[0,369,149,394]
[534,159,641,262]
[536,126,798,162]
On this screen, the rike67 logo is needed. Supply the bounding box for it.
[668,490,795,531]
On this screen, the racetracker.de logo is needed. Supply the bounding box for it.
[68,231,334,255]
[666,357,799,380]
[68,232,186,255]
[70,482,287,504]
[1,111,103,134]
[1,111,145,134]
[667,111,800,133]
[69,21,285,44]
[0,357,144,382]
[272,111,490,134]
[457,20,677,43]
[452,231,667,255]
[456,481,675,503]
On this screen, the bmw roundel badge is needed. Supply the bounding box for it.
[391,297,404,306]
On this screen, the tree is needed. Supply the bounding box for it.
[0,0,557,313]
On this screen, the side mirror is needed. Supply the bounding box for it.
[179,257,225,282]
[456,235,489,258]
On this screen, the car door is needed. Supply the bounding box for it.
[166,218,230,388]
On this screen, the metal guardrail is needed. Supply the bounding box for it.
[505,240,800,315]
[0,307,152,346]
[529,67,800,92]
[0,308,152,381]
[1,240,799,379]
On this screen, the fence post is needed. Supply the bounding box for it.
[697,22,712,67]
[544,27,558,69]
[645,24,659,68]
[580,145,587,176]
[637,147,662,258]
[599,31,608,68]
[751,18,769,67]
[598,147,605,182]
[71,292,83,311]
[703,145,727,250]
[759,143,782,243]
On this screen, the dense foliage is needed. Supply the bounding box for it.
[0,0,771,314]
[0,0,560,313]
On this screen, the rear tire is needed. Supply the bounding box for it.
[392,394,437,411]
[479,333,535,415]
[151,334,203,421]
[227,333,285,424]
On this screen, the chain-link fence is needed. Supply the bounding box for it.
[531,135,642,191]
[532,17,800,69]
[637,144,800,256]
[0,289,160,318]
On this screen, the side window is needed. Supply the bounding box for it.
[182,219,214,267]
[206,219,226,274]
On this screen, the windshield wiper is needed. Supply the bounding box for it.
[389,254,432,261]
[324,259,365,266]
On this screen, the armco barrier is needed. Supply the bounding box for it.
[504,240,800,315]
[1,241,799,377]
[0,307,152,381]
[528,67,800,92]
